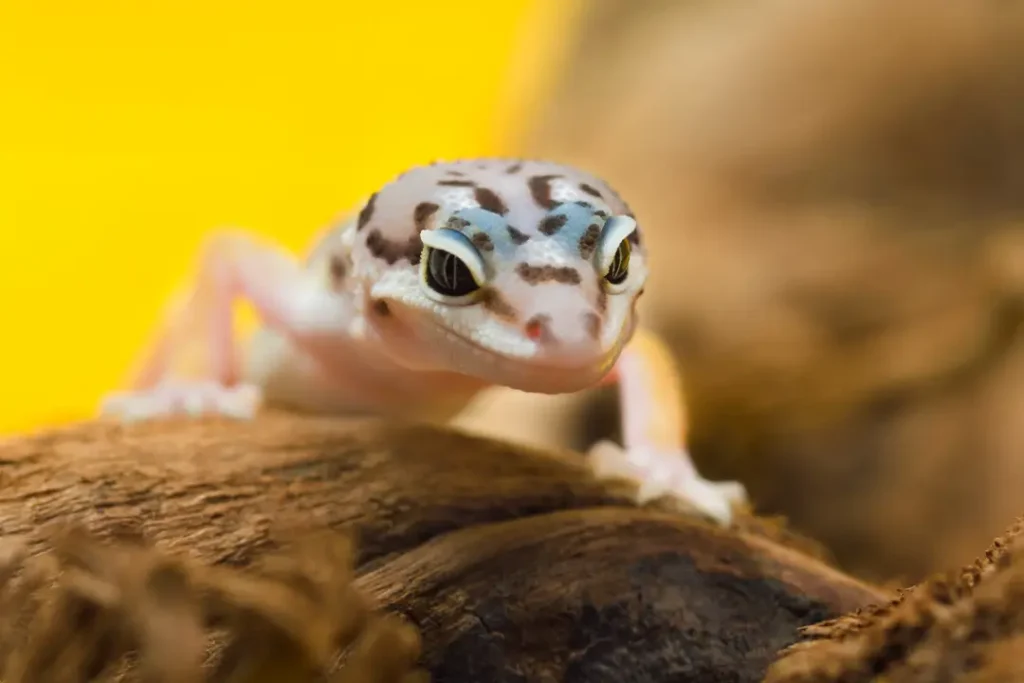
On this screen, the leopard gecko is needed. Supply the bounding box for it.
[100,158,747,524]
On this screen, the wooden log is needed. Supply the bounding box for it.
[0,413,887,682]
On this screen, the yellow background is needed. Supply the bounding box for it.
[0,0,578,434]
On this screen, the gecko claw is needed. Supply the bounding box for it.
[100,380,263,423]
[587,439,747,526]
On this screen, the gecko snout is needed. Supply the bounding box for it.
[523,311,605,363]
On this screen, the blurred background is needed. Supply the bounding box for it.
[3,0,1024,586]
[0,0,579,431]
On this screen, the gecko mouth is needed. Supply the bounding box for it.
[377,301,618,393]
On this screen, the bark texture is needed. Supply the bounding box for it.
[0,412,885,682]
[765,517,1024,682]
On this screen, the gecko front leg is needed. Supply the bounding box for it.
[101,230,351,421]
[588,327,748,525]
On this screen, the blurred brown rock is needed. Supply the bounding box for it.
[0,413,885,682]
[524,0,1024,583]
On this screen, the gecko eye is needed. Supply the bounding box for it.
[604,240,630,286]
[425,248,480,298]
[419,227,487,304]
[596,215,638,294]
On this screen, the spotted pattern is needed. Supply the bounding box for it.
[353,160,645,348]
[413,202,439,231]
[516,263,582,286]
[538,213,569,236]
[366,229,423,266]
[480,287,517,321]
[574,200,608,220]
[445,216,471,231]
[473,186,509,216]
[527,175,561,210]
[356,192,377,231]
[471,232,494,252]
[507,226,530,244]
[578,223,602,260]
[329,254,347,284]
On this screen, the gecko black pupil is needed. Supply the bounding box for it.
[426,248,479,297]
[605,240,630,285]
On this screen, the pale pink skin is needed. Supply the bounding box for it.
[101,159,746,524]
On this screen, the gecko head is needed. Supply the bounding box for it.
[368,203,648,393]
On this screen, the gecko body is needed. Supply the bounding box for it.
[101,159,747,524]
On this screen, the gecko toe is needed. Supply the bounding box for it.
[586,442,747,526]
[98,382,263,423]
[670,476,746,526]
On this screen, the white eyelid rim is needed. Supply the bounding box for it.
[420,228,488,284]
[597,215,638,273]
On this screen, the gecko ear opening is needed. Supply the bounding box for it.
[419,228,487,304]
[596,215,637,294]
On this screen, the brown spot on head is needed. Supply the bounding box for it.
[516,263,582,286]
[356,192,377,231]
[596,288,608,313]
[438,179,476,187]
[366,229,424,266]
[473,186,509,215]
[524,314,556,345]
[447,170,466,177]
[578,223,602,260]
[372,299,391,317]
[538,213,569,236]
[480,287,518,321]
[329,254,346,285]
[505,162,522,174]
[507,226,530,245]
[527,174,561,209]
[407,240,425,265]
[445,216,471,231]
[471,232,494,252]
[413,202,440,231]
[579,183,603,199]
[583,312,602,340]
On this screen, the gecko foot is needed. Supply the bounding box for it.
[100,380,263,423]
[587,440,748,525]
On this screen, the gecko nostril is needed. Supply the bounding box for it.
[525,315,555,344]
